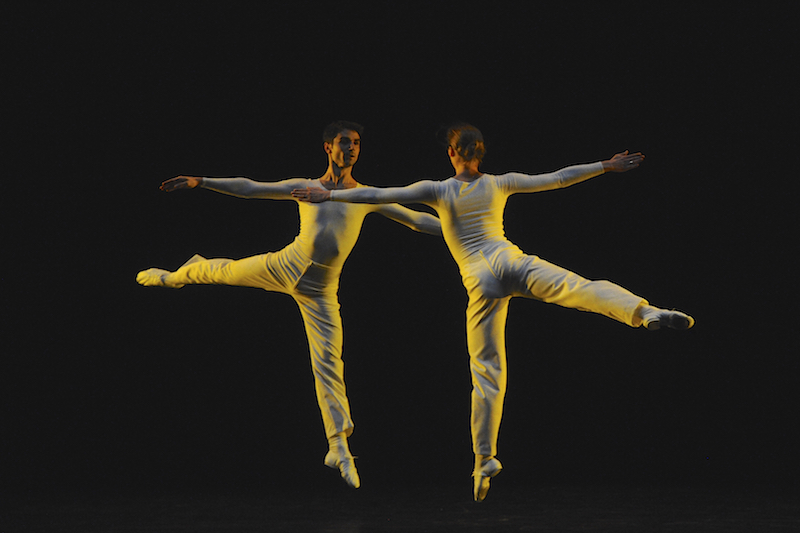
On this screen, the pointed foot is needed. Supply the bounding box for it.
[324,450,361,489]
[645,309,695,331]
[472,457,502,502]
[136,268,184,288]
[136,268,169,287]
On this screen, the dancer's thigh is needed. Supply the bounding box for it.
[509,253,591,302]
[214,253,298,292]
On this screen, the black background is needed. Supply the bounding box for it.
[2,3,796,498]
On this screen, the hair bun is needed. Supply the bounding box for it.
[447,123,486,163]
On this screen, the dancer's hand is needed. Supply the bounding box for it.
[160,176,203,192]
[603,151,645,172]
[292,187,331,203]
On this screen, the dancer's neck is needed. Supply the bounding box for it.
[319,163,357,190]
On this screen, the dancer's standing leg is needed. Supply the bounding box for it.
[293,261,359,488]
[465,287,510,502]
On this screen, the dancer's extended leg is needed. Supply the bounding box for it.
[512,254,694,329]
[136,254,288,291]
[518,254,646,326]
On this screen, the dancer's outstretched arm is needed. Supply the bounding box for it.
[161,175,309,200]
[374,204,442,236]
[292,180,438,205]
[502,151,645,194]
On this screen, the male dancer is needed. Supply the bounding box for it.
[136,121,442,489]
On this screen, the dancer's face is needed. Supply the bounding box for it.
[326,130,361,168]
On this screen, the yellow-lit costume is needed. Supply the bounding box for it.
[327,163,648,457]
[138,177,441,446]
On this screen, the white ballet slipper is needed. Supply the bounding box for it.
[472,456,502,502]
[136,268,185,288]
[324,449,360,489]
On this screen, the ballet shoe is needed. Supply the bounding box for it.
[136,268,185,288]
[643,309,695,331]
[324,450,361,489]
[472,457,502,502]
[136,268,168,287]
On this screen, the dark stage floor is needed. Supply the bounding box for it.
[5,482,799,532]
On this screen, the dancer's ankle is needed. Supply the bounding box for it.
[475,454,493,467]
[328,432,350,454]
[634,303,659,325]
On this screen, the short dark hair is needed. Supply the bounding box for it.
[322,120,364,144]
[446,122,486,163]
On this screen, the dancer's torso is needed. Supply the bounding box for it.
[434,175,520,269]
[292,179,377,270]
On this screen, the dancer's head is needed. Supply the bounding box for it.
[323,120,363,169]
[322,120,364,145]
[446,123,485,166]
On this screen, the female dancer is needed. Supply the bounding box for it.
[292,123,694,501]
